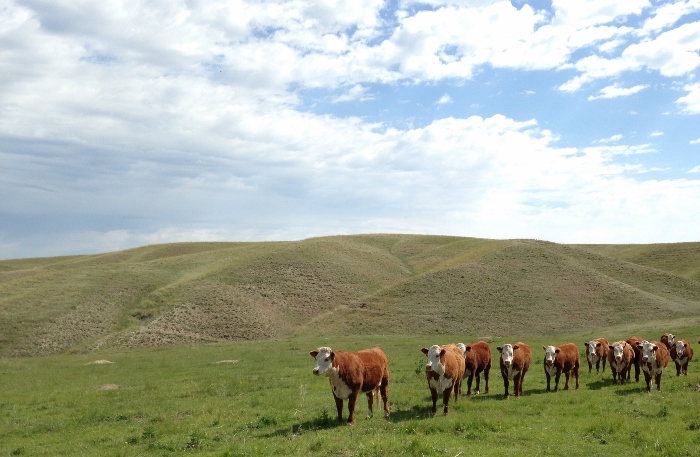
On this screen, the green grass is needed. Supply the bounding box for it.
[2,332,700,456]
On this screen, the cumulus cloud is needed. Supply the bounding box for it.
[677,83,700,114]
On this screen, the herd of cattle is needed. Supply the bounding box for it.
[309,333,696,424]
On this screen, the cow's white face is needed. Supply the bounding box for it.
[543,346,556,366]
[613,343,625,361]
[586,341,600,356]
[500,344,514,367]
[423,345,446,375]
[639,341,657,364]
[675,340,686,357]
[310,347,335,377]
[456,343,467,357]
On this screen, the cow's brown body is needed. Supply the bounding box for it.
[607,340,634,384]
[583,338,609,374]
[543,342,580,392]
[422,344,465,415]
[463,341,492,395]
[497,342,532,399]
[626,336,644,382]
[637,340,670,392]
[674,339,694,376]
[310,346,390,424]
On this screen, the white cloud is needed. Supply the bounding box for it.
[588,83,648,100]
[650,131,664,137]
[688,165,700,173]
[642,0,700,34]
[677,83,700,114]
[436,94,452,105]
[332,84,373,102]
[691,138,700,145]
[596,134,624,143]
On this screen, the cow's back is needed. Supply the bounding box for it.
[651,341,670,369]
[355,347,390,388]
[514,342,532,370]
[557,342,579,366]
[443,344,466,379]
[465,341,491,368]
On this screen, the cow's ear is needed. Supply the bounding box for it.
[513,344,520,350]
[555,349,561,354]
[310,350,319,358]
[496,346,503,353]
[465,346,473,353]
[421,348,429,355]
[596,343,601,348]
[329,351,335,360]
[636,343,642,349]
[542,346,547,351]
[652,345,658,352]
[439,349,446,358]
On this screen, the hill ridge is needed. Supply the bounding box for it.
[1,234,700,357]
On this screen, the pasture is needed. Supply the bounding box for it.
[2,331,700,457]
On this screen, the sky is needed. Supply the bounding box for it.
[2,0,700,260]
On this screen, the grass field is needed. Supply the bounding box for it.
[2,331,700,456]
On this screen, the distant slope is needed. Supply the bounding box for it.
[1,235,700,357]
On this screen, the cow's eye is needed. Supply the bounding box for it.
[324,357,330,362]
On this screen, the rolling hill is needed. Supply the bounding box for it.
[2,234,700,357]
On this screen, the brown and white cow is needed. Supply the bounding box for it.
[310,346,390,424]
[636,340,670,392]
[422,344,465,415]
[660,333,677,363]
[583,338,609,374]
[607,340,634,384]
[457,341,491,395]
[626,336,644,382]
[543,343,580,392]
[674,339,694,376]
[496,342,532,399]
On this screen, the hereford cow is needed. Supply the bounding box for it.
[542,343,580,392]
[674,339,694,376]
[496,342,532,399]
[310,346,390,424]
[457,341,491,395]
[636,340,670,392]
[422,344,465,415]
[626,336,644,382]
[583,338,609,374]
[607,340,634,384]
[660,333,677,363]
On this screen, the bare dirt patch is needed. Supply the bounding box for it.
[85,360,113,365]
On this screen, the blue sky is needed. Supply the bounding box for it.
[1,0,700,259]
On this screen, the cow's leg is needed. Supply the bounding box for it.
[514,373,522,398]
[365,391,374,418]
[545,371,551,392]
[430,388,438,416]
[519,370,527,397]
[484,363,490,394]
[563,370,570,390]
[643,371,652,393]
[467,374,474,395]
[574,365,579,389]
[634,362,640,382]
[587,360,592,374]
[676,361,681,376]
[333,394,344,423]
[346,390,359,425]
[379,380,389,418]
[595,360,600,374]
[442,386,452,415]
[555,370,562,392]
[655,373,662,391]
[602,357,606,373]
[453,379,461,402]
[502,375,510,399]
[683,362,689,376]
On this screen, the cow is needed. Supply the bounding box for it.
[636,340,670,392]
[660,333,677,363]
[310,346,389,425]
[542,343,580,392]
[457,341,491,395]
[626,336,644,382]
[607,340,634,384]
[583,338,609,374]
[674,339,694,376]
[496,342,532,399]
[422,344,465,415]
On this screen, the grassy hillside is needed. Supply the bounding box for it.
[2,235,700,357]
